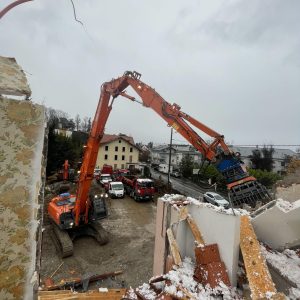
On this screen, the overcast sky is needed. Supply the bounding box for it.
[1,0,300,148]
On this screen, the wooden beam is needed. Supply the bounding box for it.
[186,215,205,245]
[240,216,286,300]
[166,228,182,266]
[37,289,126,300]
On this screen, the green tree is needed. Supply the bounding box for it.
[46,109,85,177]
[250,146,274,171]
[180,154,194,178]
[248,169,281,187]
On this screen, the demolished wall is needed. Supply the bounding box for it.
[0,56,45,300]
[153,196,241,286]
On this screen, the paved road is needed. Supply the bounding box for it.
[151,169,211,199]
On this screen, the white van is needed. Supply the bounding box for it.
[108,182,124,198]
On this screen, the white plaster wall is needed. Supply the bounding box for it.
[188,204,240,286]
[154,200,240,286]
[252,200,300,250]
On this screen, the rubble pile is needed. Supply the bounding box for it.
[125,258,241,299]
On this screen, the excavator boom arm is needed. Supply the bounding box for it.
[75,71,270,225]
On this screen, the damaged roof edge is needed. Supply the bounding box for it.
[0,56,31,97]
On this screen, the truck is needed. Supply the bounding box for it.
[122,175,155,201]
[102,164,113,175]
[159,164,172,174]
[99,173,112,187]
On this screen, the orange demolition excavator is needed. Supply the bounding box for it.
[48,71,271,257]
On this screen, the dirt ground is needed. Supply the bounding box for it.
[40,181,157,289]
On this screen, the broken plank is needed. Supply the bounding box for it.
[240,216,277,300]
[166,228,182,266]
[37,289,126,300]
[186,215,205,245]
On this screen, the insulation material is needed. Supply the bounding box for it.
[0,56,31,97]
[261,245,300,299]
[0,96,45,299]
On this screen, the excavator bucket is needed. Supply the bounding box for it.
[228,179,271,208]
[216,155,272,208]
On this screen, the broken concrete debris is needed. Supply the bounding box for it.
[252,199,300,250]
[0,56,31,97]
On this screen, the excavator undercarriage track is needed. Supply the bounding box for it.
[51,224,74,258]
[50,222,108,258]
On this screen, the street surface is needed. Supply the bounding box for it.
[151,168,210,199]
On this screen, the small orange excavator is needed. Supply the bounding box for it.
[48,71,271,257]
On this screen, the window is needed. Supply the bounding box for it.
[119,140,121,143]
[114,164,117,170]
[122,146,125,152]
[130,147,133,152]
[115,146,118,151]
[121,164,125,169]
[122,155,125,161]
[105,145,108,151]
[104,154,108,160]
[115,155,118,160]
[129,155,132,163]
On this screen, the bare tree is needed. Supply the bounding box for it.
[81,116,89,132]
[75,114,81,131]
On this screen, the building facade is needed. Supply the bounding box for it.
[230,146,298,174]
[95,133,140,170]
[150,144,202,169]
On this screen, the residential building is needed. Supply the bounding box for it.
[151,143,298,174]
[229,146,298,174]
[150,144,202,169]
[54,128,72,138]
[95,133,140,170]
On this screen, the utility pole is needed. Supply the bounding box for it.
[167,127,173,186]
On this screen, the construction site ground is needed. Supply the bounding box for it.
[40,181,157,289]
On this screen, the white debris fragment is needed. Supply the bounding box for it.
[163,257,241,299]
[126,287,138,299]
[98,287,108,292]
[137,283,157,300]
[261,245,300,287]
[161,193,249,216]
[289,287,300,300]
[276,198,300,212]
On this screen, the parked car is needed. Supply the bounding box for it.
[170,171,181,178]
[203,192,229,208]
[108,182,124,198]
